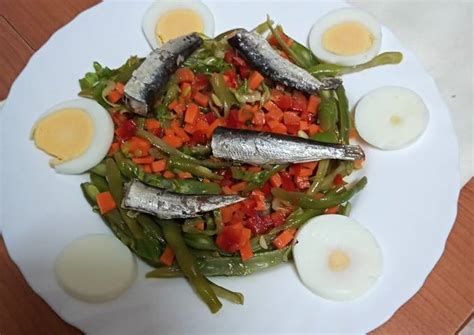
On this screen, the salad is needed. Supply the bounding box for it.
[74,17,403,313]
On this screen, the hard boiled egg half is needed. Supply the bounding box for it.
[309,8,382,66]
[293,214,383,301]
[142,0,215,49]
[31,98,114,174]
[355,86,430,150]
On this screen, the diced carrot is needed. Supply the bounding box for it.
[180,82,192,98]
[195,119,210,134]
[248,71,264,90]
[231,181,248,193]
[143,165,152,173]
[132,156,155,165]
[193,92,209,107]
[220,203,241,224]
[270,173,282,187]
[272,228,296,249]
[354,159,364,169]
[194,221,205,231]
[247,166,262,173]
[238,107,254,123]
[96,191,116,215]
[184,103,198,125]
[172,123,191,142]
[252,111,265,126]
[325,206,340,214]
[177,171,192,179]
[163,170,176,179]
[349,128,358,139]
[222,185,236,195]
[283,111,300,126]
[183,123,195,134]
[296,168,313,177]
[163,134,183,148]
[301,162,318,170]
[208,118,226,136]
[107,90,123,103]
[164,128,175,137]
[176,67,195,83]
[168,99,179,111]
[251,190,266,211]
[239,240,254,261]
[107,142,120,157]
[151,159,167,173]
[308,124,321,136]
[263,101,283,120]
[115,82,125,94]
[160,245,175,266]
[145,118,160,131]
[267,120,287,134]
[128,136,151,156]
[299,121,309,131]
[241,228,252,242]
[267,30,294,47]
[307,95,321,114]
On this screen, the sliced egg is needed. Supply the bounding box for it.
[355,86,429,150]
[142,0,215,49]
[55,234,137,302]
[293,214,383,301]
[309,8,382,66]
[31,98,114,174]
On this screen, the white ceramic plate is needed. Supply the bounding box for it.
[0,1,460,334]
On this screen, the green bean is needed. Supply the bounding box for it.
[250,208,322,251]
[272,177,367,209]
[210,73,239,115]
[89,162,106,176]
[266,18,306,69]
[114,152,221,195]
[244,164,288,192]
[90,172,109,192]
[307,160,330,195]
[159,220,222,313]
[336,85,351,144]
[183,233,218,251]
[309,52,403,77]
[274,24,319,69]
[168,155,223,180]
[181,145,212,158]
[318,162,353,192]
[136,129,224,169]
[251,19,273,34]
[136,215,166,246]
[340,202,352,216]
[147,246,291,277]
[318,95,338,132]
[208,279,244,305]
[81,182,100,207]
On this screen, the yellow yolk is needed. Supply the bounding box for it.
[328,250,350,272]
[33,108,93,166]
[155,9,204,44]
[322,22,374,56]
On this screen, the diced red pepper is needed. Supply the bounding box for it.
[192,74,209,92]
[333,174,345,186]
[226,109,241,128]
[291,91,308,112]
[280,171,296,191]
[176,67,195,83]
[295,176,311,189]
[271,89,293,110]
[223,69,238,88]
[202,112,217,125]
[239,65,251,79]
[115,119,137,141]
[216,223,247,253]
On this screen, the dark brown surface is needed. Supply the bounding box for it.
[0,1,472,334]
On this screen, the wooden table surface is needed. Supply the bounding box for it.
[0,1,472,334]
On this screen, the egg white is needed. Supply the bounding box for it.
[355,86,430,150]
[142,0,215,50]
[293,214,383,301]
[309,8,382,66]
[32,98,114,174]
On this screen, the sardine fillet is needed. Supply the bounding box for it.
[211,127,365,165]
[124,33,203,115]
[227,29,340,94]
[122,180,245,219]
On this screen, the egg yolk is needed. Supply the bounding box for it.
[33,108,93,166]
[322,21,374,56]
[155,9,204,44]
[328,250,350,272]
